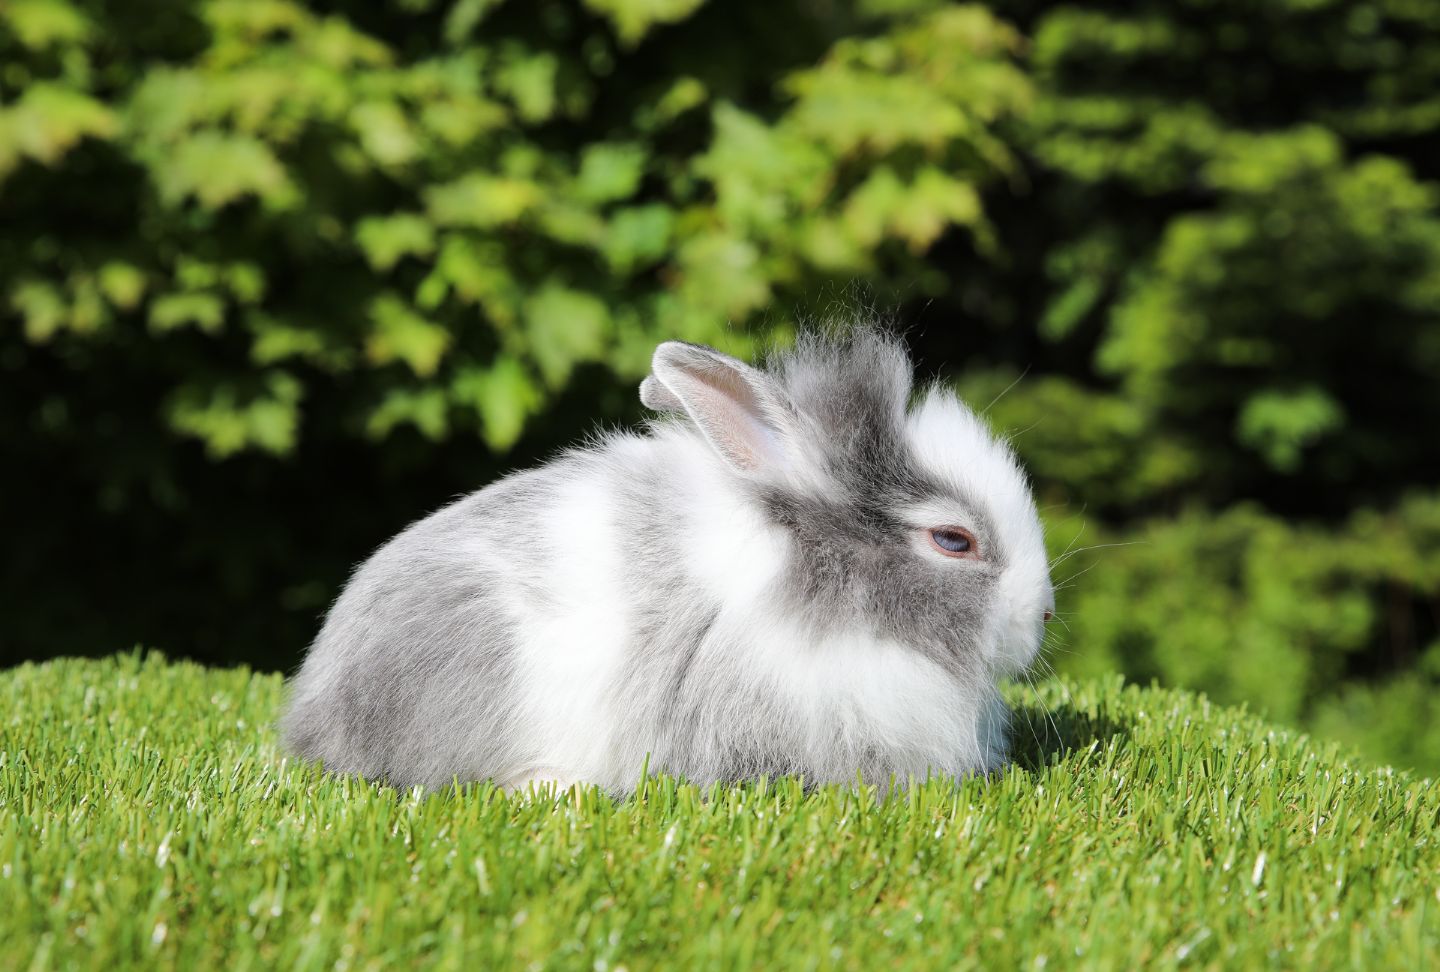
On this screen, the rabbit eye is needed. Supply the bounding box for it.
[929,527,978,558]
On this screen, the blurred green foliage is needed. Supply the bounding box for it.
[1,0,1024,453]
[967,0,1440,772]
[2,0,1438,771]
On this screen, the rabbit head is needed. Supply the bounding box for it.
[641,327,1054,682]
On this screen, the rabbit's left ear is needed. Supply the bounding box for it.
[644,342,792,473]
[639,375,684,413]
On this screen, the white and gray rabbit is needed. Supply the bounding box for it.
[281,326,1055,794]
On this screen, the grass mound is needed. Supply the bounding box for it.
[3,653,1437,970]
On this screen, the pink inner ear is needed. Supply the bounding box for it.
[709,410,782,471]
[684,365,785,471]
[654,349,788,473]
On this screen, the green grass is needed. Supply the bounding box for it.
[3,654,1437,971]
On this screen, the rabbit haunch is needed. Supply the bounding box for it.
[281,328,1055,794]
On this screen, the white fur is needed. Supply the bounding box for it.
[906,387,1053,674]
[506,470,633,784]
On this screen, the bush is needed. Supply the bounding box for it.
[0,0,1027,664]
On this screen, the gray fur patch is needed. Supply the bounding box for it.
[281,477,546,789]
[752,329,1007,679]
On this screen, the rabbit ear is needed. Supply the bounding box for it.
[639,375,685,413]
[647,341,791,473]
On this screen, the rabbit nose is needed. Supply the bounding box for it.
[1042,610,1054,623]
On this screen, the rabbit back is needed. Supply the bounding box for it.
[281,470,552,789]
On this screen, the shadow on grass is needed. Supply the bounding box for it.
[1005,696,1133,775]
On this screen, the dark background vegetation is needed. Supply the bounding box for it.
[3,0,1438,771]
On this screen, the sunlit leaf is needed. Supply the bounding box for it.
[788,71,968,156]
[524,285,611,387]
[1237,388,1346,473]
[167,371,303,458]
[425,174,540,228]
[151,131,296,209]
[492,47,558,123]
[366,387,449,440]
[98,262,148,311]
[443,0,504,44]
[425,235,518,324]
[366,293,452,377]
[248,313,331,365]
[349,100,419,168]
[673,232,770,318]
[419,96,509,146]
[603,204,674,272]
[4,0,93,49]
[149,292,227,334]
[356,213,437,271]
[451,355,543,449]
[10,279,68,342]
[582,0,710,46]
[0,83,116,175]
[575,142,647,204]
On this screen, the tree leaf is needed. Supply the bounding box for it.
[98,262,148,311]
[366,293,452,377]
[366,387,449,440]
[424,174,540,228]
[443,0,505,44]
[149,292,227,334]
[575,142,647,204]
[0,83,116,177]
[451,355,543,450]
[524,285,611,387]
[4,0,93,50]
[581,0,710,47]
[356,213,437,271]
[492,47,558,123]
[10,279,68,342]
[167,372,303,458]
[349,100,420,168]
[1237,388,1346,473]
[672,231,770,318]
[602,204,674,272]
[151,131,296,210]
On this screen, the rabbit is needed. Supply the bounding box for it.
[280,325,1055,795]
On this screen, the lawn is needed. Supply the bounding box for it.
[3,653,1436,970]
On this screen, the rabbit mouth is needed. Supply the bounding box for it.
[984,605,1045,676]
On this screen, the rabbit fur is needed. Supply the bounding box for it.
[281,326,1055,794]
